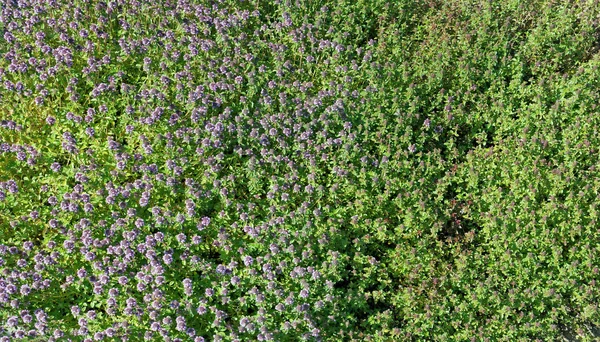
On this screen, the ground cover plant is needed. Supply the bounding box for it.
[1,0,600,340]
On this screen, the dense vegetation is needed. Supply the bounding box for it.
[1,0,600,340]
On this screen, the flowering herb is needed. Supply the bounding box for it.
[1,0,600,341]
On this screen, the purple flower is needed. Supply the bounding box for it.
[6,316,18,328]
[77,268,87,278]
[176,316,186,331]
[216,264,231,275]
[196,306,206,315]
[107,139,121,151]
[243,256,254,266]
[183,279,193,295]
[48,196,58,205]
[197,216,211,230]
[51,162,61,172]
[20,285,31,296]
[53,329,64,338]
[63,240,74,251]
[118,276,128,285]
[85,252,96,261]
[137,282,146,292]
[300,289,309,298]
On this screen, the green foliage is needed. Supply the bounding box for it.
[1,0,600,341]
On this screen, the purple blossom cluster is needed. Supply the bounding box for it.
[0,0,398,340]
[0,142,40,166]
